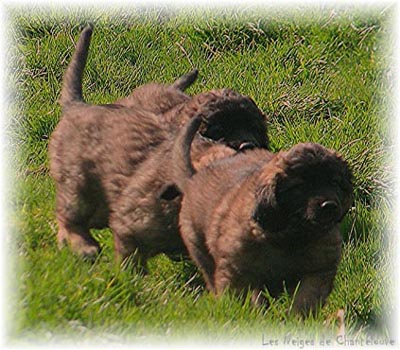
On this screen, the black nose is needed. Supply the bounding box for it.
[238,142,256,152]
[316,200,340,225]
[320,201,338,211]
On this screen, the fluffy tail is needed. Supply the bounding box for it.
[59,24,93,107]
[171,115,202,192]
[172,69,198,91]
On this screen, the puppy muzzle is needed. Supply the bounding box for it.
[307,198,343,226]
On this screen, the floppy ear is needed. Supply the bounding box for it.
[159,183,182,200]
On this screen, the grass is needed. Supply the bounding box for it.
[6,4,395,346]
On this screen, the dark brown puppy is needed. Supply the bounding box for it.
[171,117,353,315]
[50,26,268,259]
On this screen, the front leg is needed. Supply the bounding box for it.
[292,270,337,316]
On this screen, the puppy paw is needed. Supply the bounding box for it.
[70,235,101,259]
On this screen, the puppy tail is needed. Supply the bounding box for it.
[159,116,201,201]
[59,24,93,107]
[172,69,198,91]
[172,115,202,191]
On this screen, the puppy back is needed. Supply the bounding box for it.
[59,24,93,107]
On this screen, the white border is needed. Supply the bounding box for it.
[1,1,398,349]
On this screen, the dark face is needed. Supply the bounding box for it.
[276,170,352,229]
[253,143,353,237]
[275,145,353,231]
[201,111,269,151]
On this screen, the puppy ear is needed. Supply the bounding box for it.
[159,183,182,200]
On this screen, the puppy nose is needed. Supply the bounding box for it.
[238,142,256,152]
[316,200,340,225]
[320,201,338,211]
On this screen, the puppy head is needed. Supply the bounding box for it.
[254,143,353,237]
[179,89,269,150]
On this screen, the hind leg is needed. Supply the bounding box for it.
[57,220,100,258]
[188,240,216,293]
[55,189,100,258]
[179,217,216,292]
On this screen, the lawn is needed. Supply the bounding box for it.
[6,4,396,347]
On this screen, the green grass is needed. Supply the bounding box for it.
[7,4,395,345]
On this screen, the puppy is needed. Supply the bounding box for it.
[170,116,353,315]
[50,26,269,259]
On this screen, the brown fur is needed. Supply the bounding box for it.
[116,70,198,116]
[109,137,236,265]
[49,104,168,256]
[50,26,269,259]
[171,117,353,315]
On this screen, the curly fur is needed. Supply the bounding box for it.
[50,26,269,259]
[171,117,353,315]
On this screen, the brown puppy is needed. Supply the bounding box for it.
[170,117,353,315]
[50,26,268,259]
[109,89,269,265]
